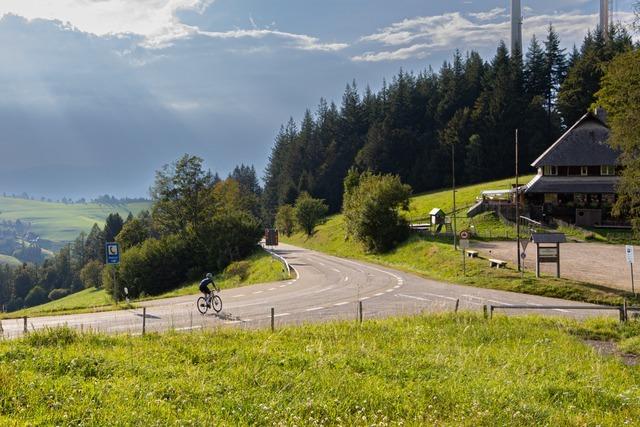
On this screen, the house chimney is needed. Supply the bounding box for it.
[511,0,523,54]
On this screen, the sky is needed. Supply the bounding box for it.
[0,0,635,199]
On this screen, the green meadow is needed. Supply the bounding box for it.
[285,177,640,306]
[0,314,638,426]
[0,197,151,244]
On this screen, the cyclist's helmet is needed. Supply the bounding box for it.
[206,273,213,280]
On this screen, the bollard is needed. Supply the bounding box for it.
[271,307,275,332]
[23,316,28,334]
[489,305,494,319]
[142,307,147,336]
[454,299,460,313]
[619,305,626,323]
[623,300,628,323]
[358,301,363,323]
[483,305,488,319]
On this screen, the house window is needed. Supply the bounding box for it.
[544,165,558,176]
[601,165,616,176]
[581,166,588,176]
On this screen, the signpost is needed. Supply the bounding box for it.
[626,245,635,295]
[520,239,529,278]
[459,231,470,276]
[105,243,120,302]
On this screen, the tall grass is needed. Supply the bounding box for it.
[0,314,638,425]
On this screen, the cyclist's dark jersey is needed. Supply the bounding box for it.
[199,278,213,294]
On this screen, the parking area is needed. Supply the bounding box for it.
[473,241,638,292]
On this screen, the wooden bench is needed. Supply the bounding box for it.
[489,258,507,269]
[465,250,479,258]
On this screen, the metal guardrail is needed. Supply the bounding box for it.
[485,304,628,322]
[262,245,294,278]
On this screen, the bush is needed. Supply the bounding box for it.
[343,171,411,253]
[112,235,194,299]
[48,288,71,301]
[224,260,251,281]
[24,285,48,308]
[275,204,296,237]
[294,193,328,236]
[80,260,104,289]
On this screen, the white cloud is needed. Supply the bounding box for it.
[0,0,213,41]
[469,8,507,21]
[198,29,348,52]
[353,10,635,62]
[0,0,348,51]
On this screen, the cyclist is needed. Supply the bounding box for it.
[199,273,217,305]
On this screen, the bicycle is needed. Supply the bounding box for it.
[197,286,222,315]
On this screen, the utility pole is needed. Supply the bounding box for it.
[516,129,521,272]
[452,142,457,251]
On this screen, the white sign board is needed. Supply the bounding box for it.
[539,247,559,258]
[626,245,635,264]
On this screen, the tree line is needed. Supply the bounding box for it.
[262,25,633,224]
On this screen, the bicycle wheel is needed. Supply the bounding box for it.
[212,295,222,313]
[197,297,209,315]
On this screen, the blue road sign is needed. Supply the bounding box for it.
[106,242,120,265]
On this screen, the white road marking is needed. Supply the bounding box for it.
[397,294,432,302]
[374,293,384,297]
[344,277,349,282]
[269,288,276,291]
[174,326,203,331]
[253,291,264,294]
[385,289,394,293]
[233,294,245,298]
[223,321,242,325]
[306,307,325,312]
[422,292,459,302]
[331,268,341,273]
[360,297,370,301]
[274,313,290,318]
[334,302,349,306]
[394,285,401,289]
[279,285,286,288]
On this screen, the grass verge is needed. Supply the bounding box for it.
[0,314,638,425]
[284,215,640,306]
[3,249,289,319]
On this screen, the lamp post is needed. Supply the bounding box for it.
[452,142,457,250]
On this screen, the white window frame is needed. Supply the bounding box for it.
[581,166,588,176]
[544,165,558,176]
[601,165,616,176]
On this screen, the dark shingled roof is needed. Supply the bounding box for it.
[531,233,567,244]
[531,112,620,167]
[525,175,619,194]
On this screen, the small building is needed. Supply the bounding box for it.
[429,208,446,226]
[524,109,621,227]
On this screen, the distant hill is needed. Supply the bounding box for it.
[0,254,22,267]
[0,197,151,245]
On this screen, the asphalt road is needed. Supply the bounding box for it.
[0,243,621,339]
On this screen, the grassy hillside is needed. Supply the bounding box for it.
[0,197,151,244]
[1,314,639,425]
[0,254,21,267]
[6,249,289,318]
[284,177,640,306]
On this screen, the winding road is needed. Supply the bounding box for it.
[0,243,620,339]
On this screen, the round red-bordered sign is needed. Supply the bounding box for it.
[459,230,471,240]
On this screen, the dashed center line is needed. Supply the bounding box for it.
[334,302,349,306]
[374,293,384,297]
[385,289,394,293]
[232,294,245,298]
[394,285,401,289]
[306,307,325,312]
[269,288,276,291]
[274,313,290,318]
[279,285,286,288]
[331,268,341,273]
[253,291,264,295]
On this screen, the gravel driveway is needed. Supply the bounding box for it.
[473,241,638,292]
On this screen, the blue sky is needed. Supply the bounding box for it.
[0,0,635,199]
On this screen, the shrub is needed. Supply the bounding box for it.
[275,204,296,237]
[24,285,48,308]
[294,193,328,236]
[224,260,251,281]
[343,171,412,253]
[80,260,104,289]
[48,288,71,301]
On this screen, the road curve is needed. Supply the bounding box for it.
[0,243,619,338]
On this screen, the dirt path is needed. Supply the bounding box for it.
[473,241,638,292]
